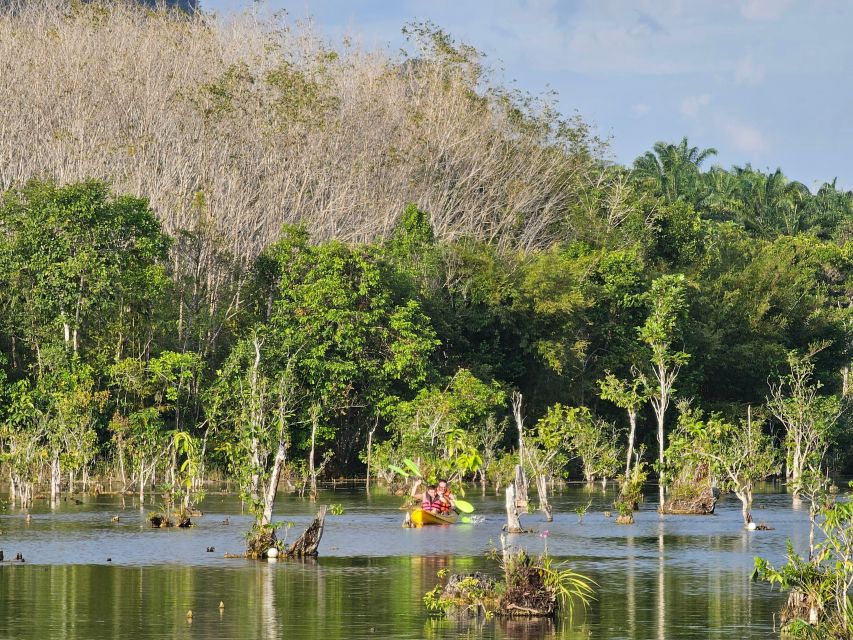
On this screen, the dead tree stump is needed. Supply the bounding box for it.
[514,465,528,510]
[287,506,327,557]
[504,482,526,533]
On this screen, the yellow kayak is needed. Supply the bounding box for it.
[410,509,457,526]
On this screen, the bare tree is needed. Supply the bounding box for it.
[0,2,623,265]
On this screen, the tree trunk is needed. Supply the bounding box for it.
[736,488,752,525]
[287,506,327,557]
[511,392,528,507]
[50,455,61,506]
[513,464,528,509]
[504,482,525,534]
[657,387,666,508]
[809,506,817,560]
[535,473,553,522]
[365,420,376,492]
[791,443,802,497]
[261,437,286,527]
[248,337,263,504]
[308,411,318,501]
[625,409,637,479]
[117,443,127,490]
[249,438,261,504]
[138,460,146,502]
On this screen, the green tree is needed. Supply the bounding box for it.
[670,407,779,524]
[768,349,844,497]
[638,274,689,506]
[599,367,650,479]
[0,180,170,368]
[211,227,438,530]
[632,137,717,203]
[377,368,504,489]
[535,404,620,483]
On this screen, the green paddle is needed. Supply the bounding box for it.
[452,499,476,524]
[402,458,422,477]
[453,499,474,514]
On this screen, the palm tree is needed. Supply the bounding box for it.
[729,167,809,237]
[701,167,741,221]
[803,179,853,239]
[632,137,717,204]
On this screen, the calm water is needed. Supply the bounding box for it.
[0,482,818,639]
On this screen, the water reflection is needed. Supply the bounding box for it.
[0,554,789,640]
[657,519,665,640]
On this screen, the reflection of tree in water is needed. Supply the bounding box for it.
[499,616,557,639]
[657,526,665,640]
[424,615,558,640]
[258,560,280,640]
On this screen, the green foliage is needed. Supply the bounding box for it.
[638,274,689,368]
[754,483,853,638]
[769,349,844,492]
[667,406,779,522]
[573,501,592,524]
[0,123,851,512]
[424,547,594,622]
[533,404,621,483]
[617,453,648,509]
[537,554,596,621]
[0,180,170,366]
[378,368,504,484]
[632,137,717,205]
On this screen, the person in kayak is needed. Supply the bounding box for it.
[422,485,443,513]
[436,480,455,514]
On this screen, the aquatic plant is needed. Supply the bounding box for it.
[424,542,594,621]
[574,501,592,524]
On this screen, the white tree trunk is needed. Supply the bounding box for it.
[736,488,753,525]
[625,409,637,479]
[656,382,668,507]
[261,438,287,526]
[536,473,553,522]
[50,455,61,506]
[504,483,524,533]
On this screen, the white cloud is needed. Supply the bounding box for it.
[680,93,711,117]
[734,53,765,85]
[740,0,793,21]
[632,103,650,116]
[717,116,766,153]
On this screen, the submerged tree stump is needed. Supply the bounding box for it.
[659,487,720,515]
[660,462,720,514]
[245,507,327,559]
[504,483,527,534]
[247,525,278,558]
[287,506,326,557]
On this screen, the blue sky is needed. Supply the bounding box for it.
[203,1,853,189]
